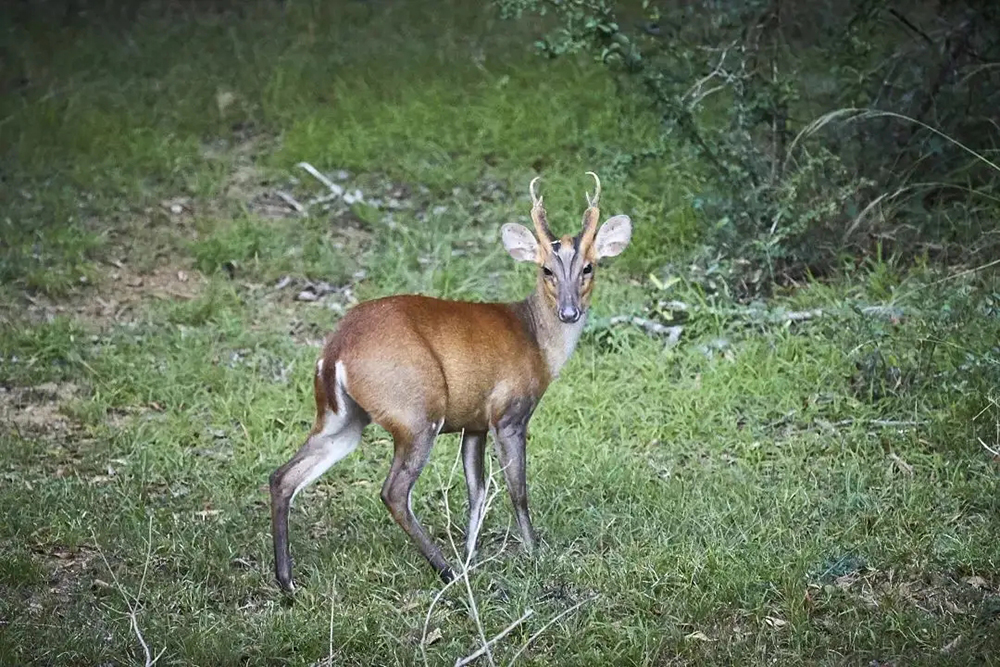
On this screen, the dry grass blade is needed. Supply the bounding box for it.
[784,108,862,168]
[444,435,495,667]
[788,108,1000,176]
[421,434,508,667]
[92,517,165,667]
[419,525,513,667]
[325,579,337,666]
[507,595,599,665]
[453,609,534,667]
[979,438,1000,458]
[890,257,1000,306]
[844,180,1000,243]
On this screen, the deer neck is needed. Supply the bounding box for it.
[514,286,586,379]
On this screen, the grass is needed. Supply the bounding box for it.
[2,1,1000,665]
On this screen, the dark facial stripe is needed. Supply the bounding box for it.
[551,239,572,271]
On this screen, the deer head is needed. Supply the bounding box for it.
[501,173,632,323]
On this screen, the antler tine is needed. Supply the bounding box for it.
[585,171,601,208]
[529,176,543,208]
[528,176,553,242]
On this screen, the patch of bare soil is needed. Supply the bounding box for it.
[17,263,206,329]
[0,382,81,440]
[205,132,301,220]
[28,543,102,616]
[809,567,998,618]
[0,382,131,487]
[2,383,124,620]
[227,160,298,220]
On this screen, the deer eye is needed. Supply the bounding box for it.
[542,267,554,277]
[582,264,593,275]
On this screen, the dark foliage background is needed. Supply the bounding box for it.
[498,0,1000,291]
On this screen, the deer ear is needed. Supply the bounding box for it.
[594,215,632,258]
[501,223,540,263]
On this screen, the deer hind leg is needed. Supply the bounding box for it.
[493,399,538,552]
[270,361,365,592]
[461,430,488,559]
[380,420,456,582]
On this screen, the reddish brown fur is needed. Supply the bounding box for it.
[580,207,599,252]
[538,269,559,310]
[580,270,595,303]
[319,295,551,441]
[312,369,332,428]
[270,173,630,590]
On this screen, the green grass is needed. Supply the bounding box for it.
[2,1,1000,665]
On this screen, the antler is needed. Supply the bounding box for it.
[585,171,601,208]
[580,171,602,242]
[529,176,554,242]
[529,176,542,208]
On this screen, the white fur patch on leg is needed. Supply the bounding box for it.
[290,410,362,502]
[334,360,347,394]
[290,360,363,502]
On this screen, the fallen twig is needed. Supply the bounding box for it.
[506,595,599,665]
[442,436,503,667]
[297,161,344,196]
[419,531,511,667]
[860,305,905,320]
[421,439,509,667]
[979,437,1000,458]
[634,298,922,332]
[609,307,823,345]
[888,452,914,476]
[784,309,823,321]
[263,162,348,216]
[830,418,928,428]
[275,190,307,216]
[93,517,165,667]
[454,609,534,667]
[307,191,343,206]
[609,316,683,345]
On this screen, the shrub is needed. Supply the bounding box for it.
[497,0,1000,289]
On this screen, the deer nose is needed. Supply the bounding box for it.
[558,305,581,323]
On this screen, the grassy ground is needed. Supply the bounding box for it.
[2,1,1000,665]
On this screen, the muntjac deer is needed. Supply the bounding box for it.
[269,173,632,589]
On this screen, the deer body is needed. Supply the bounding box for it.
[327,295,559,433]
[270,174,631,590]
